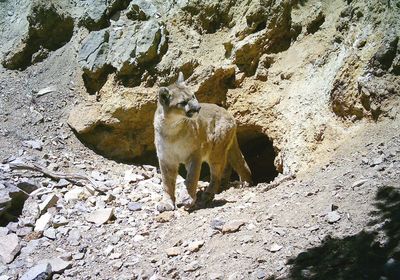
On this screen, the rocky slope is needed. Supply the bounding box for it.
[0,0,399,279]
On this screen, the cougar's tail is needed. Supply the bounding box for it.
[228,135,253,185]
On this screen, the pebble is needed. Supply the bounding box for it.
[222,220,245,233]
[255,269,267,279]
[52,215,69,228]
[166,247,181,257]
[72,253,85,260]
[209,272,224,280]
[55,179,70,188]
[210,218,225,231]
[184,261,200,272]
[269,243,283,252]
[64,187,85,202]
[155,212,174,223]
[187,240,205,253]
[124,169,145,183]
[16,227,33,237]
[351,179,368,189]
[112,260,123,270]
[22,140,42,151]
[86,208,114,225]
[127,202,142,211]
[109,253,122,260]
[326,211,341,223]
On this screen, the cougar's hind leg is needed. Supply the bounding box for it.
[220,164,233,190]
[203,159,226,204]
[228,136,253,185]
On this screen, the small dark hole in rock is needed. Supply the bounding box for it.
[236,131,279,184]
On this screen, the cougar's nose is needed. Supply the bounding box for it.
[194,104,201,113]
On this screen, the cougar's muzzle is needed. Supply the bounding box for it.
[186,101,201,117]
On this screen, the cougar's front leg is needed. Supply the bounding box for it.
[157,162,178,212]
[181,155,202,210]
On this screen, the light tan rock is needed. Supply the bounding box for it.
[86,208,114,225]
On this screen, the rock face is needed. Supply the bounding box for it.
[2,0,399,177]
[2,2,74,70]
[78,1,167,94]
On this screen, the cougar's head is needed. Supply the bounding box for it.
[158,72,201,118]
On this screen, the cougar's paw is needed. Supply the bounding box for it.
[177,188,196,210]
[156,200,175,212]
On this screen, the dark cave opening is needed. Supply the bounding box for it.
[236,130,279,184]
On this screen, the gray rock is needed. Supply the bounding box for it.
[255,269,267,279]
[127,201,142,211]
[40,257,72,274]
[34,213,52,232]
[77,16,167,93]
[326,211,341,223]
[210,218,225,231]
[21,197,40,224]
[43,228,56,240]
[55,179,69,188]
[20,262,52,280]
[39,194,59,215]
[0,233,20,264]
[67,229,81,246]
[52,215,69,228]
[72,253,84,260]
[16,227,33,237]
[22,140,43,150]
[183,261,200,272]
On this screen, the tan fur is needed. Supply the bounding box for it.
[154,73,252,212]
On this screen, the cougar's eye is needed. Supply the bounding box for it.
[178,101,188,106]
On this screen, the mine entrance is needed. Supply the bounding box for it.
[236,130,279,184]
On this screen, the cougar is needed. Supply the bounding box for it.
[154,72,252,212]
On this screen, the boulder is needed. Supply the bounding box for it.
[68,84,157,161]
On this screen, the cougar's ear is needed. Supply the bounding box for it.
[176,71,185,86]
[158,87,171,106]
